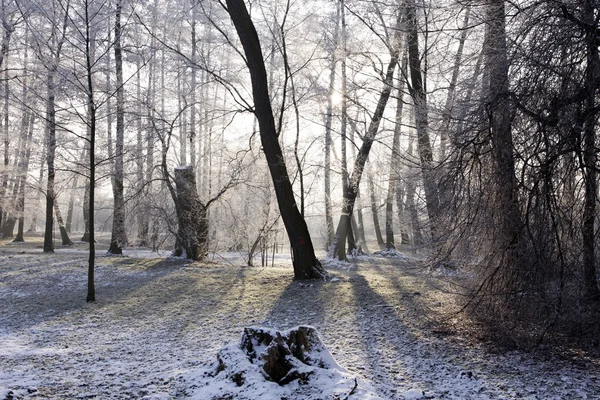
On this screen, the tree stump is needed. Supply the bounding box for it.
[173,166,208,260]
[239,326,332,385]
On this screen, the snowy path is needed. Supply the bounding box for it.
[1,242,599,399]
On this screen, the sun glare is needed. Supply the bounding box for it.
[331,92,343,106]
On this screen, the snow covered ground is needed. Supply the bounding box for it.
[1,239,599,399]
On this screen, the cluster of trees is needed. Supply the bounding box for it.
[0,0,598,320]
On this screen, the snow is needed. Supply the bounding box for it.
[1,239,600,399]
[372,249,410,259]
[402,388,425,399]
[179,326,381,400]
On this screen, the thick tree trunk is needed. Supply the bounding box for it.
[108,0,128,255]
[485,0,522,277]
[226,0,326,279]
[406,0,439,244]
[173,166,208,260]
[581,0,600,300]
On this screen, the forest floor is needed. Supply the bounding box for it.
[1,236,599,399]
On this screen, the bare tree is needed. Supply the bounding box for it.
[329,4,403,261]
[107,0,128,254]
[225,0,326,279]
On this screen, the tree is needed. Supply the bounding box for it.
[225,0,325,279]
[329,4,403,261]
[41,0,70,253]
[384,56,406,250]
[405,0,439,244]
[483,0,523,291]
[107,0,128,255]
[322,2,339,249]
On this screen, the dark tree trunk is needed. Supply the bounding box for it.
[406,0,439,244]
[81,181,91,242]
[226,0,326,279]
[485,0,522,279]
[581,0,600,300]
[173,166,208,261]
[85,5,97,303]
[43,67,57,253]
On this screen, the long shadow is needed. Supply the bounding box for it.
[0,255,185,333]
[261,278,331,331]
[113,263,252,342]
[347,270,419,398]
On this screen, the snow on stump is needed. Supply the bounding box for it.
[180,326,381,399]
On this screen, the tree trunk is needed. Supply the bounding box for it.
[28,132,46,232]
[406,0,439,244]
[81,180,91,242]
[135,41,148,246]
[14,112,35,242]
[405,134,423,247]
[395,179,410,244]
[355,189,369,252]
[485,0,522,278]
[226,0,326,279]
[0,32,10,231]
[368,172,384,248]
[385,57,407,250]
[65,167,81,234]
[323,3,340,249]
[53,201,73,246]
[439,7,470,162]
[189,5,197,169]
[108,0,128,255]
[173,166,208,260]
[43,68,57,253]
[178,57,187,165]
[581,0,600,301]
[85,5,97,303]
